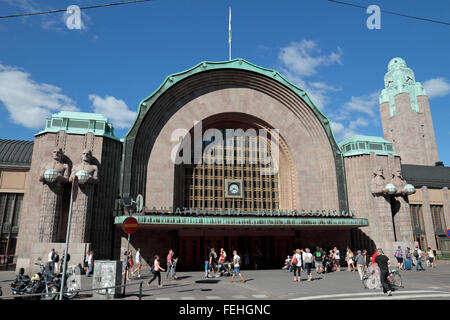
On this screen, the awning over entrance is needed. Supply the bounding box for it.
[114,213,369,227]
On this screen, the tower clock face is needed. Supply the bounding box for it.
[229,183,240,195]
[225,179,243,198]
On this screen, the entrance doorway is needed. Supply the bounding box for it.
[177,235,295,271]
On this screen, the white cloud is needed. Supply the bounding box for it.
[0,64,78,129]
[277,40,343,109]
[340,92,380,118]
[278,40,343,77]
[423,78,450,98]
[328,92,380,141]
[88,94,136,129]
[349,117,369,130]
[331,121,357,140]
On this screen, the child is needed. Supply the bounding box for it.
[204,261,209,278]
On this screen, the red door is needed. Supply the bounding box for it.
[178,236,201,269]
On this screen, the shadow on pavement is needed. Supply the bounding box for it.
[195,279,220,284]
[173,276,191,280]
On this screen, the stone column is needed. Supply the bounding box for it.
[70,184,94,243]
[442,187,450,230]
[39,183,63,242]
[421,186,435,249]
[372,196,396,258]
[393,197,414,242]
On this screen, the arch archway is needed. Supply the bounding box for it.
[122,60,348,212]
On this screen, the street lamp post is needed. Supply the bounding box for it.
[59,176,78,300]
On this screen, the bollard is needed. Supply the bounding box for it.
[139,282,143,300]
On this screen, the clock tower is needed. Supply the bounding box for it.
[379,57,439,166]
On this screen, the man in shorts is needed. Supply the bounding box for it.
[230,250,245,283]
[333,247,341,272]
[394,246,403,270]
[313,247,324,274]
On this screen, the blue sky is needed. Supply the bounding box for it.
[0,0,449,164]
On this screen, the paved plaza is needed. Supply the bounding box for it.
[1,261,450,300]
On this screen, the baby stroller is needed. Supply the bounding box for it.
[323,256,334,273]
[220,262,233,277]
[282,256,292,272]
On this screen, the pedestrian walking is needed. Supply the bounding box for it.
[427,248,436,268]
[229,250,245,283]
[60,250,70,274]
[54,251,60,274]
[414,246,425,271]
[133,248,143,278]
[374,248,392,296]
[362,250,369,268]
[333,247,341,272]
[313,247,324,274]
[147,255,165,288]
[166,249,174,280]
[86,251,94,277]
[292,249,302,282]
[209,248,218,277]
[355,250,366,280]
[302,248,313,281]
[166,249,178,280]
[84,252,89,274]
[204,260,209,278]
[122,251,130,280]
[346,248,355,272]
[48,249,56,273]
[394,246,403,270]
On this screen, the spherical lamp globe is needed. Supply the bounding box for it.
[75,170,89,184]
[385,183,397,195]
[404,184,415,195]
[43,168,58,183]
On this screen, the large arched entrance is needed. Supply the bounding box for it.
[115,59,365,270]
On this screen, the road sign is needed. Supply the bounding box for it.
[446,229,450,238]
[72,176,79,202]
[123,217,138,234]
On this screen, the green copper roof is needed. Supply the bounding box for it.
[36,111,120,141]
[379,57,427,116]
[125,58,339,143]
[339,135,398,157]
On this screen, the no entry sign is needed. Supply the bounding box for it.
[123,217,138,234]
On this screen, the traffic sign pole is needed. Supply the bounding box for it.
[123,232,130,296]
[122,217,138,296]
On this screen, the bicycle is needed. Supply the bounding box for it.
[387,268,403,289]
[362,265,380,289]
[362,265,403,290]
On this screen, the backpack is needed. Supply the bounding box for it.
[413,249,419,258]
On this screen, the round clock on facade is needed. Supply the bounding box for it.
[228,183,240,195]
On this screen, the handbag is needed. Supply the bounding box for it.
[292,256,298,265]
[151,265,156,274]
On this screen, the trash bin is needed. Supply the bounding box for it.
[92,260,122,299]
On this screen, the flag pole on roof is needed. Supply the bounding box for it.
[228,7,232,61]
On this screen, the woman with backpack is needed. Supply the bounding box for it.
[292,249,302,282]
[147,255,166,288]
